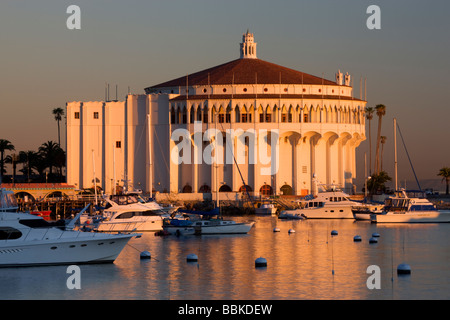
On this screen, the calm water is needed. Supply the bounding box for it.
[1,216,449,300]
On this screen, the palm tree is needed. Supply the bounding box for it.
[38,141,62,180]
[380,136,387,171]
[365,106,375,174]
[0,139,15,181]
[19,150,39,182]
[438,167,450,195]
[52,107,65,146]
[374,104,386,174]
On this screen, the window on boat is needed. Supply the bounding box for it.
[116,211,135,219]
[0,227,22,240]
[19,219,65,229]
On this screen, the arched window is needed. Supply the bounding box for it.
[182,184,192,193]
[260,184,273,196]
[239,185,253,193]
[280,184,293,195]
[219,184,232,192]
[199,184,210,193]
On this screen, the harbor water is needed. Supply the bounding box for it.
[0,216,449,300]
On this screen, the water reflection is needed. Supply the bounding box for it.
[0,217,448,300]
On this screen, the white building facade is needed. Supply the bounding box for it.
[66,32,366,196]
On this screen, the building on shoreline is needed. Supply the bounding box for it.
[66,31,366,197]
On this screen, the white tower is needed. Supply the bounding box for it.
[240,30,257,59]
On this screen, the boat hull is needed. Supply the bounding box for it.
[371,210,450,223]
[282,207,355,219]
[96,218,163,232]
[194,222,254,235]
[0,232,136,267]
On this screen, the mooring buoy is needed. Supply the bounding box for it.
[397,263,411,275]
[255,257,267,267]
[186,253,198,262]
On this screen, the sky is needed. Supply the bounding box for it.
[1,0,449,191]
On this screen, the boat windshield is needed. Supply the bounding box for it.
[0,190,18,211]
[385,198,409,211]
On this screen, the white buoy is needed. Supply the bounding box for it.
[288,229,295,234]
[353,235,362,242]
[273,227,280,232]
[331,230,338,236]
[255,257,267,267]
[186,253,198,262]
[140,251,151,259]
[372,232,380,238]
[397,263,411,275]
[369,237,378,244]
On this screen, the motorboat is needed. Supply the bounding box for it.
[255,203,277,216]
[162,215,195,236]
[192,219,254,235]
[352,203,384,221]
[278,210,306,220]
[370,190,450,223]
[0,188,139,267]
[279,184,360,219]
[93,195,165,232]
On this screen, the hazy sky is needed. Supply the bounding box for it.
[1,0,449,191]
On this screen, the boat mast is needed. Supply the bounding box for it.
[148,114,152,199]
[394,118,398,192]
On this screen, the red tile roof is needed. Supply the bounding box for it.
[145,58,338,91]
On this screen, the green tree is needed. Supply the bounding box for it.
[367,170,392,195]
[374,104,386,174]
[52,107,65,146]
[0,139,15,181]
[438,167,450,195]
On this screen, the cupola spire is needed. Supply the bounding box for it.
[240,30,257,59]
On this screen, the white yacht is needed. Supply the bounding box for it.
[0,188,139,267]
[370,190,450,223]
[95,195,165,232]
[255,203,277,216]
[279,184,360,219]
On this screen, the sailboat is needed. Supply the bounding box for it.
[370,118,450,223]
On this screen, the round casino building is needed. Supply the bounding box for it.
[66,31,366,198]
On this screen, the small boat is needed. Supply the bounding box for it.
[255,203,277,216]
[0,188,139,267]
[192,219,255,235]
[94,195,165,232]
[162,216,195,236]
[278,211,306,220]
[176,207,254,235]
[370,190,450,223]
[352,203,384,221]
